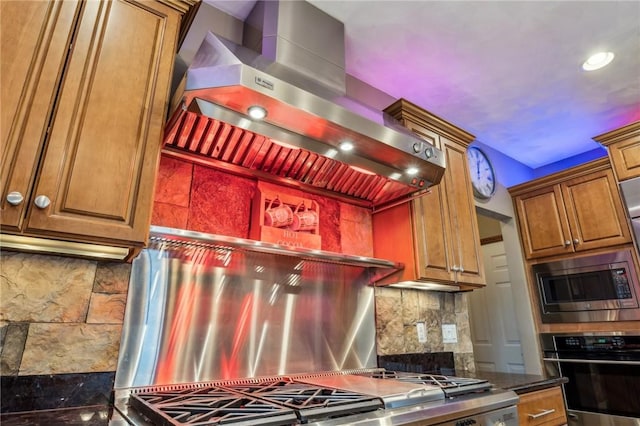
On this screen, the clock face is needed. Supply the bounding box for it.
[467,147,496,199]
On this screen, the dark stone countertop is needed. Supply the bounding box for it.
[455,370,568,394]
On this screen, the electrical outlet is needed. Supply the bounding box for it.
[416,322,427,343]
[442,324,457,343]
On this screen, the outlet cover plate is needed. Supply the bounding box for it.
[442,324,458,343]
[416,321,427,343]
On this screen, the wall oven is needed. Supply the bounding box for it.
[532,248,640,323]
[541,333,640,425]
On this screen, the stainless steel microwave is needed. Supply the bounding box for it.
[533,249,640,323]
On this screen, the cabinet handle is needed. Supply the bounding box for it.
[34,195,51,209]
[573,238,580,244]
[6,191,24,206]
[527,408,556,419]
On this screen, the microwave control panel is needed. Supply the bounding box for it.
[613,268,633,299]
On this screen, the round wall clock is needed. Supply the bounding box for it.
[467,146,496,200]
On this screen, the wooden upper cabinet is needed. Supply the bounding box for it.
[594,121,640,181]
[510,159,631,259]
[1,1,80,231]
[1,0,199,255]
[373,99,485,287]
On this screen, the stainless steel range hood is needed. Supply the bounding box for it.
[166,1,445,208]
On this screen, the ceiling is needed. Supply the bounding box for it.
[201,1,640,169]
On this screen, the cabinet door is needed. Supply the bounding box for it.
[562,168,631,251]
[1,1,80,231]
[608,136,640,181]
[442,136,484,285]
[413,181,454,282]
[514,185,574,259]
[25,0,180,244]
[413,137,485,285]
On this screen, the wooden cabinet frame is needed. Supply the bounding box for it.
[373,99,485,288]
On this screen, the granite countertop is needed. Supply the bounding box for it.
[455,370,568,394]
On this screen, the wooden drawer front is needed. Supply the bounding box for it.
[517,386,567,426]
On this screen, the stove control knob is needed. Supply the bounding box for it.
[424,147,434,158]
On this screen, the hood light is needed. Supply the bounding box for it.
[247,105,267,120]
[406,167,419,176]
[582,52,615,71]
[339,141,354,152]
[387,281,461,292]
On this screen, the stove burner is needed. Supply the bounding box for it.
[129,380,383,425]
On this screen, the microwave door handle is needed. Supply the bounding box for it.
[543,357,640,366]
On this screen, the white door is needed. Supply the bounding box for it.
[469,240,525,373]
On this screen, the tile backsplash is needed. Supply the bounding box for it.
[0,252,131,376]
[375,287,475,373]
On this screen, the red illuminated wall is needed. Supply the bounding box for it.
[152,155,374,256]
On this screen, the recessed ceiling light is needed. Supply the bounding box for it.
[247,105,267,120]
[582,52,615,71]
[339,141,354,151]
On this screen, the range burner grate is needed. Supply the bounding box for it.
[130,387,298,426]
[225,380,384,422]
[129,380,383,425]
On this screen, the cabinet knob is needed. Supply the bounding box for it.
[451,265,459,272]
[564,240,571,246]
[6,191,24,206]
[459,266,464,273]
[34,195,51,209]
[573,238,580,244]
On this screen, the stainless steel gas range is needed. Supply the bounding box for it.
[114,369,519,426]
[112,229,519,425]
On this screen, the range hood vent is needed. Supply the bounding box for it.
[169,1,446,208]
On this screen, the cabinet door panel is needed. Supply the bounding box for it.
[443,138,484,284]
[27,0,179,243]
[562,169,631,251]
[1,1,79,230]
[413,185,453,282]
[515,186,573,259]
[609,135,640,181]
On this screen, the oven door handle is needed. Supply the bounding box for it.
[543,357,640,365]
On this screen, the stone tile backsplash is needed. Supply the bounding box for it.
[375,287,476,373]
[0,252,131,376]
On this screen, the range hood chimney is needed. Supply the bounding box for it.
[165,0,446,208]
